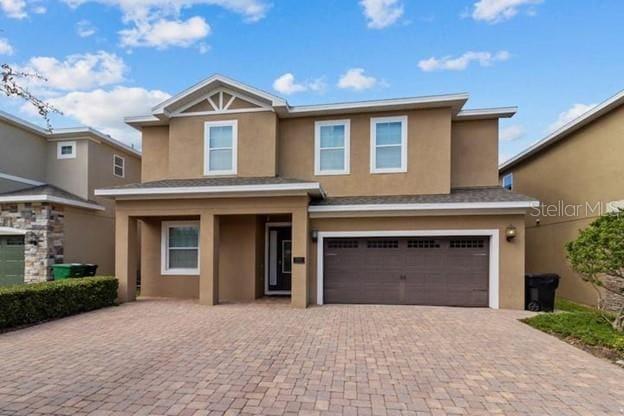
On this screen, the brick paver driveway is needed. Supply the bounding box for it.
[1,300,623,416]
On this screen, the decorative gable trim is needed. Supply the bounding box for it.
[172,87,272,117]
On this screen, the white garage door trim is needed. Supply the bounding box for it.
[316,229,500,309]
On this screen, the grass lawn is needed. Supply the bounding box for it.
[522,299,624,362]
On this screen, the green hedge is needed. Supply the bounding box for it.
[0,276,118,331]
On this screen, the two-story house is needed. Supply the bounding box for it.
[0,111,141,285]
[97,75,537,309]
[500,89,624,310]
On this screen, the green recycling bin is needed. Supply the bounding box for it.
[51,264,85,280]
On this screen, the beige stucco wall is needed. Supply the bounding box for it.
[500,103,624,306]
[0,122,48,185]
[141,126,170,182]
[118,194,526,310]
[120,196,309,302]
[45,140,90,199]
[451,119,499,188]
[308,214,526,309]
[167,112,278,179]
[88,140,141,212]
[63,207,116,275]
[278,108,452,197]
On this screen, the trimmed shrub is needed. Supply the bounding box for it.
[0,276,118,331]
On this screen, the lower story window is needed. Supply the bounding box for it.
[161,221,199,275]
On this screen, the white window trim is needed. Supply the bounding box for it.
[203,120,238,176]
[316,229,500,309]
[57,141,76,159]
[314,119,350,176]
[161,221,200,276]
[370,116,408,174]
[113,154,125,178]
[502,173,513,190]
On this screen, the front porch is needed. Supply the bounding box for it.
[115,195,311,308]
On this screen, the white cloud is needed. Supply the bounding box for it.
[337,68,378,91]
[119,16,210,49]
[499,152,513,164]
[0,0,27,18]
[500,124,524,142]
[43,86,171,148]
[63,0,268,47]
[359,0,403,29]
[0,38,14,55]
[418,50,511,72]
[32,4,45,13]
[21,51,126,91]
[547,103,597,133]
[472,0,541,23]
[77,19,97,37]
[272,73,326,95]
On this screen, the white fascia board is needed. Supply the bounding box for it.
[49,128,142,158]
[284,93,469,117]
[0,172,45,186]
[0,195,105,211]
[0,110,49,135]
[151,74,287,115]
[500,89,624,171]
[455,107,517,120]
[95,183,325,198]
[0,227,27,235]
[308,200,539,213]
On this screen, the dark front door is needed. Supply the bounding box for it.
[267,226,292,293]
[0,235,25,287]
[323,237,489,307]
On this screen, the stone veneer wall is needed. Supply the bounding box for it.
[604,276,624,312]
[0,203,64,283]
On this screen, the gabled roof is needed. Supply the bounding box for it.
[500,89,624,171]
[0,110,141,158]
[127,74,517,128]
[151,74,288,116]
[0,184,105,210]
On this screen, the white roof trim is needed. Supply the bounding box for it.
[0,195,105,211]
[308,200,539,213]
[151,74,287,115]
[283,93,469,117]
[95,182,325,198]
[0,172,45,187]
[0,110,141,158]
[500,89,624,171]
[455,107,517,120]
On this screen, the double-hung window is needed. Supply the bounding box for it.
[204,120,237,175]
[314,120,350,175]
[113,155,125,178]
[161,221,200,275]
[370,116,407,173]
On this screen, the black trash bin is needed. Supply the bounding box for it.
[525,273,560,312]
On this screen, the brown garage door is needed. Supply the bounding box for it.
[323,237,489,307]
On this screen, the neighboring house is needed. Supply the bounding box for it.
[500,90,624,309]
[96,74,537,309]
[0,111,141,286]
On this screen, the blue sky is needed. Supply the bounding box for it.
[0,0,622,161]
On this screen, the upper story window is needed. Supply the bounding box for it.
[113,155,125,178]
[502,173,513,190]
[204,120,237,176]
[370,116,407,173]
[161,221,200,275]
[314,120,350,175]
[57,141,76,159]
